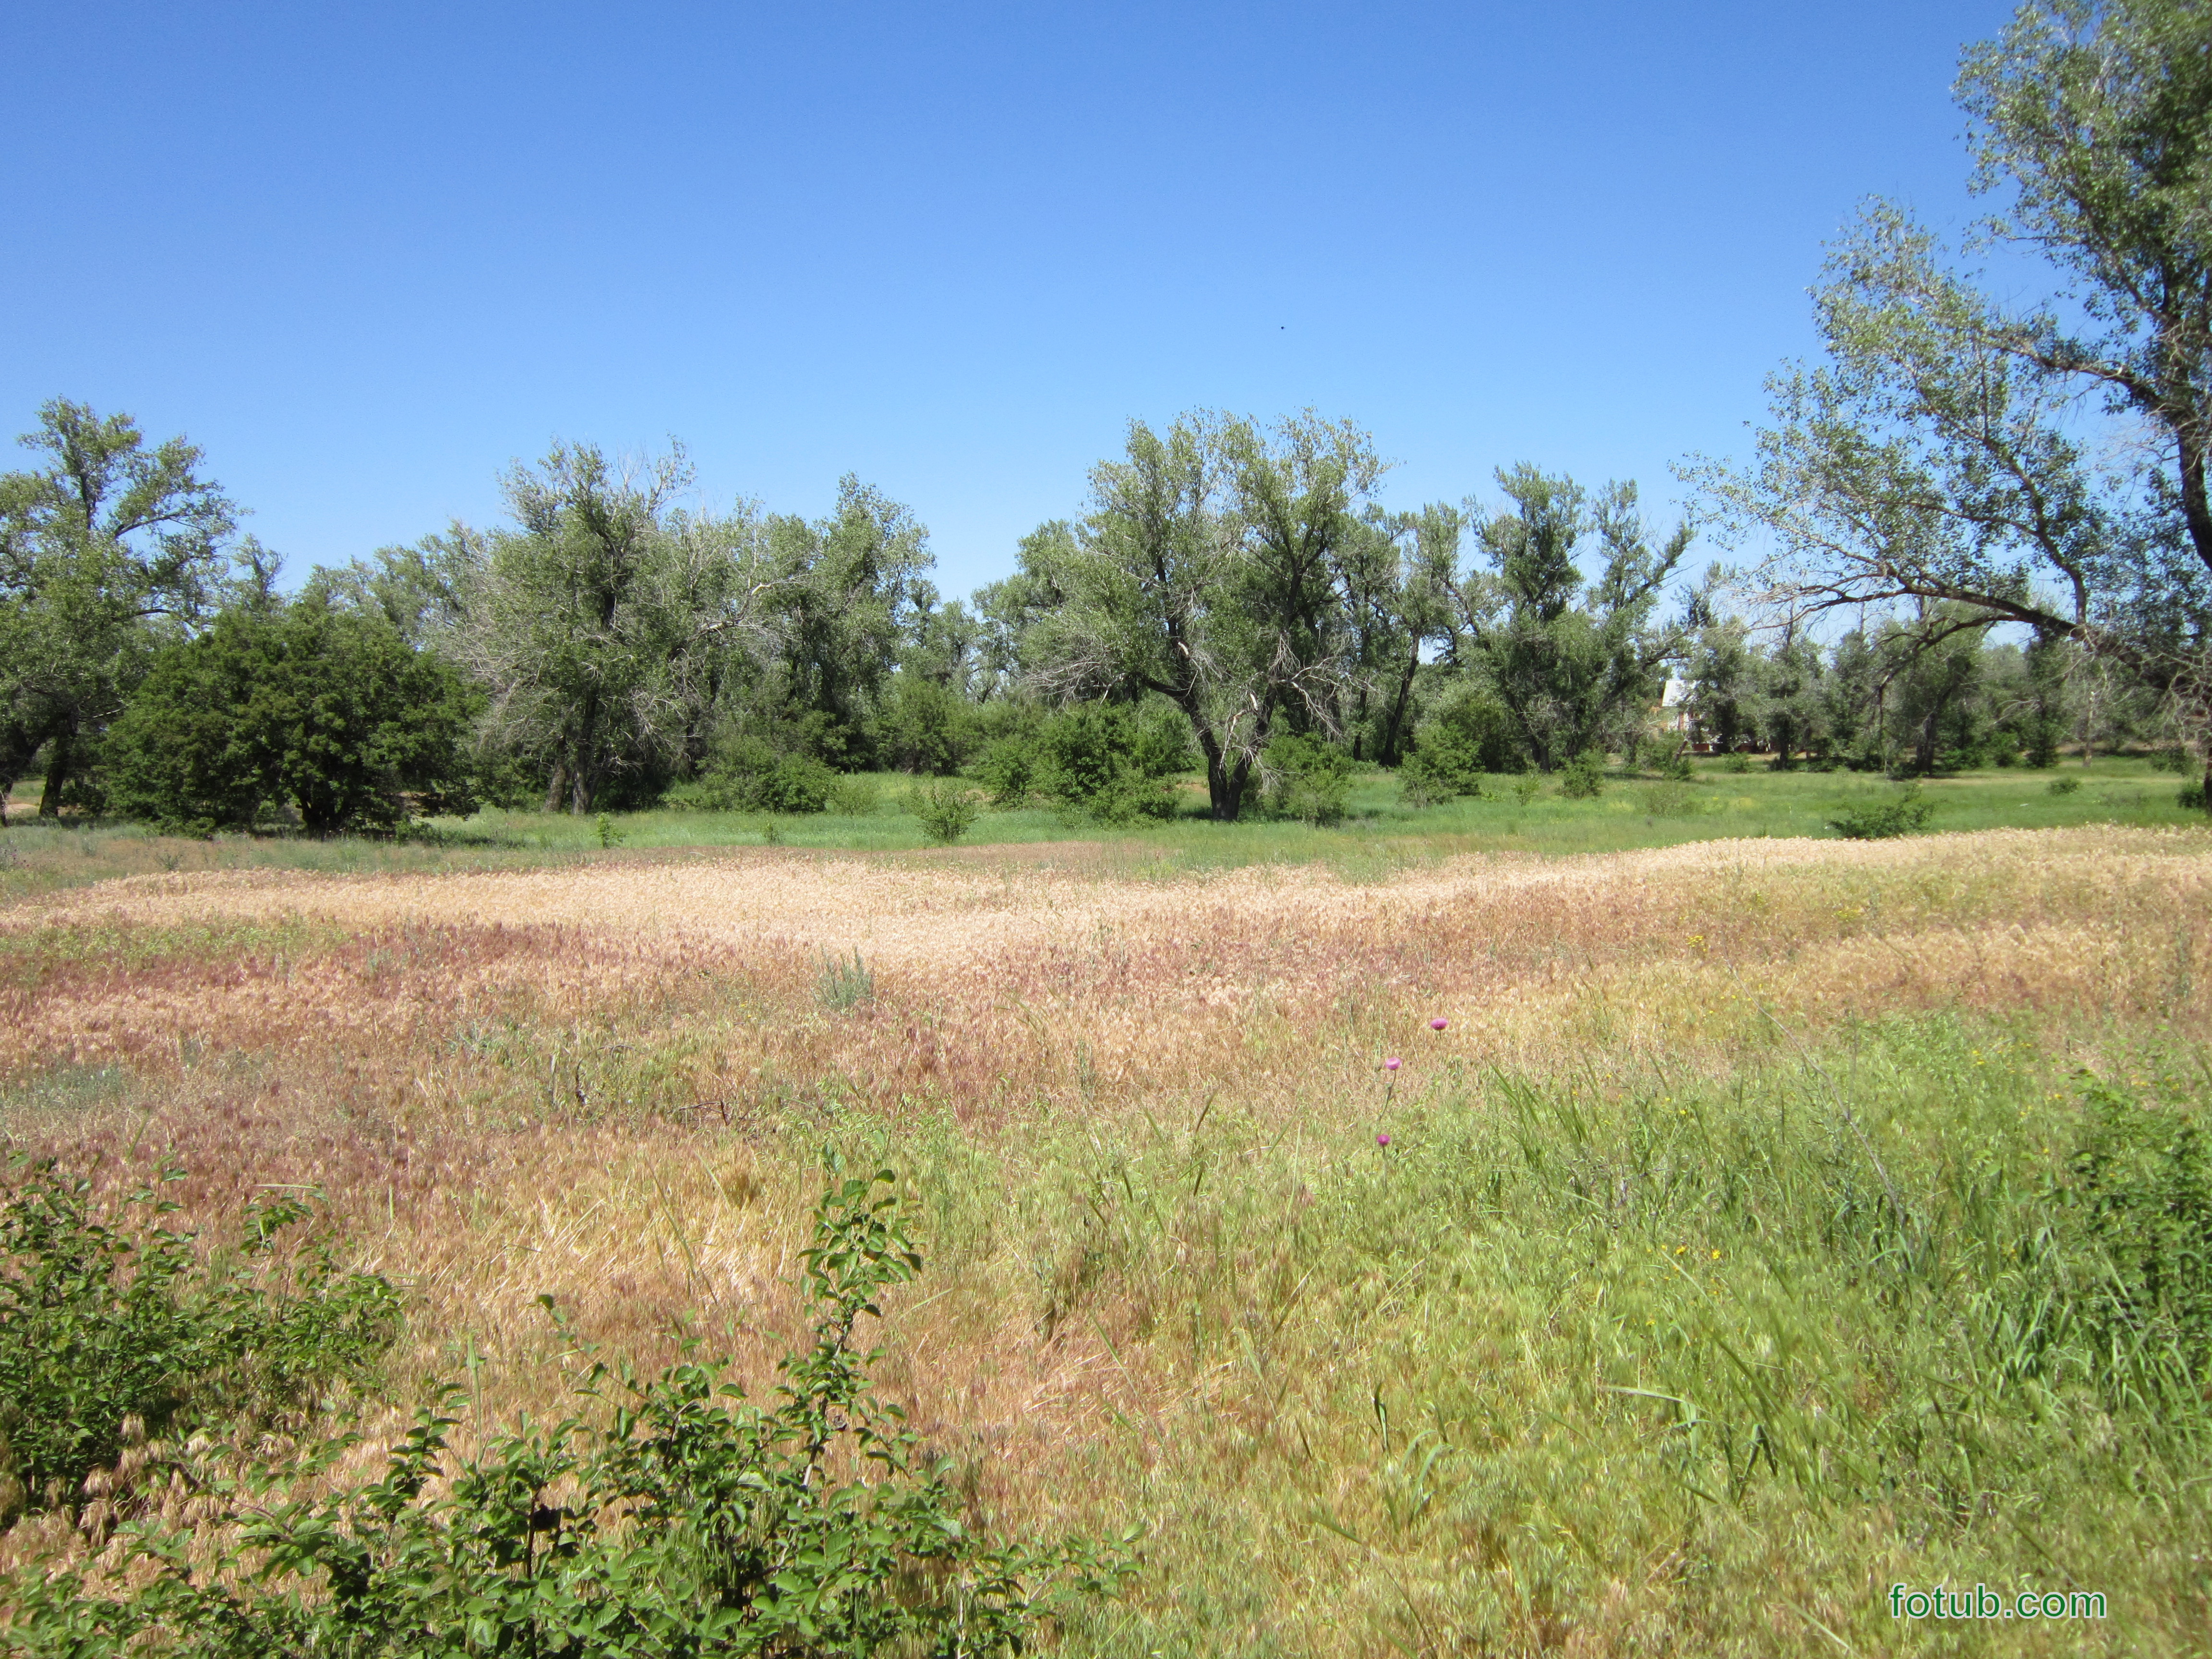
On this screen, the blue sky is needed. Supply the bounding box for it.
[4,0,2018,599]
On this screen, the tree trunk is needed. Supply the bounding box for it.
[2201,757,2212,816]
[38,726,73,819]
[543,757,569,814]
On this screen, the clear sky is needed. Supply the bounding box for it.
[4,0,2019,599]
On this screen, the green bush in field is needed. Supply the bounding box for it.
[665,736,837,815]
[2,1164,1132,1659]
[1828,785,1935,839]
[1557,750,1606,798]
[1263,732,1351,825]
[913,778,979,843]
[0,1159,399,1521]
[2047,774,2081,796]
[827,774,880,816]
[975,702,1189,822]
[104,598,476,836]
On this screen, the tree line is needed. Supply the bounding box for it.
[5,0,2207,831]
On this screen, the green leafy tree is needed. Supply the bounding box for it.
[1028,410,1385,820]
[105,596,476,834]
[459,444,782,812]
[765,477,935,768]
[0,401,243,817]
[1693,0,2212,807]
[1456,468,1690,771]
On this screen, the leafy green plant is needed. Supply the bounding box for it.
[1511,776,1540,806]
[1264,733,1351,826]
[104,597,478,836]
[2047,775,2081,796]
[0,1158,399,1519]
[817,948,874,1011]
[2061,1081,2212,1388]
[827,775,880,816]
[1827,785,1935,839]
[3,1163,1133,1657]
[913,779,979,844]
[1557,750,1606,799]
[666,740,838,816]
[1720,751,1753,774]
[1655,747,1694,781]
[593,811,626,850]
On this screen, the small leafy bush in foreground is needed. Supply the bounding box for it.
[1827,786,1935,839]
[2,1163,1132,1658]
[2047,774,2080,796]
[0,1159,399,1519]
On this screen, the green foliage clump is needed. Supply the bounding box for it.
[103,598,476,836]
[0,1159,399,1520]
[2047,774,2081,796]
[912,778,979,843]
[1401,690,1520,806]
[826,774,880,816]
[1827,785,1935,839]
[667,736,838,815]
[975,701,1190,823]
[1263,732,1351,825]
[1556,749,1606,798]
[817,948,874,1010]
[2058,1082,2212,1391]
[3,1164,1131,1658]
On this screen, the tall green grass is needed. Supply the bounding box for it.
[833,1016,2209,1654]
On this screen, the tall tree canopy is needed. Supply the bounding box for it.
[0,400,244,815]
[1026,410,1386,820]
[1693,0,2212,802]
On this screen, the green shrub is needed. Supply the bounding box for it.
[105,598,476,835]
[3,1163,1132,1657]
[1263,733,1351,826]
[2047,774,2081,796]
[1511,776,1540,805]
[827,775,880,816]
[913,779,979,844]
[667,738,837,815]
[1557,750,1606,799]
[817,949,874,1010]
[1827,785,1935,839]
[995,702,1188,824]
[1397,747,1471,808]
[0,1159,399,1520]
[1720,751,1753,774]
[1656,748,1694,781]
[2181,781,2208,811]
[974,736,1041,806]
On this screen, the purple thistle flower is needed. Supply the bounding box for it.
[1376,1132,1391,1147]
[1384,1057,1401,1071]
[1430,1017,1448,1031]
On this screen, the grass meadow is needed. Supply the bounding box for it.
[2,765,2209,1653]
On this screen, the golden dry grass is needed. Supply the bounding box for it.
[5,824,2210,1654]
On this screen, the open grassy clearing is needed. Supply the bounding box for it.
[2,823,2209,1653]
[0,755,2197,904]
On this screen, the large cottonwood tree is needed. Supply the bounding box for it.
[1694,0,2212,802]
[0,401,242,817]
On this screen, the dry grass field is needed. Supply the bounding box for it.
[5,824,2210,1654]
